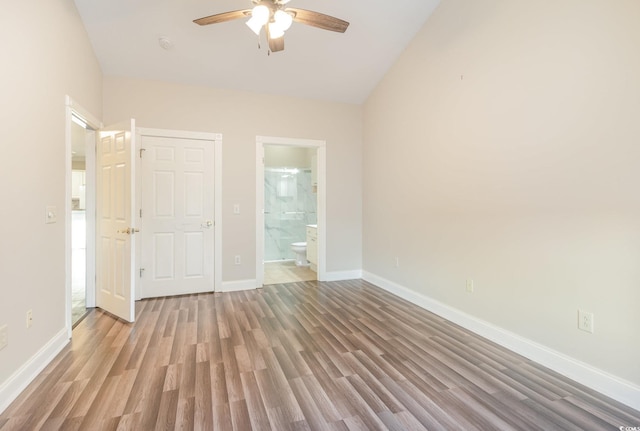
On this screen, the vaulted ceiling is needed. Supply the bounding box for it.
[74,0,441,104]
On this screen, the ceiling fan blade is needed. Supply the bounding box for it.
[193,9,250,26]
[286,8,349,33]
[268,34,285,53]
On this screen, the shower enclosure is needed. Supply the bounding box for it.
[264,167,317,261]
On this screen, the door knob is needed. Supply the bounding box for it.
[202,220,213,228]
[117,227,139,235]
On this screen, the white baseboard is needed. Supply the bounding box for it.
[220,279,258,292]
[362,271,640,412]
[323,269,363,282]
[0,328,69,414]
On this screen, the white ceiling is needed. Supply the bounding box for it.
[74,0,441,104]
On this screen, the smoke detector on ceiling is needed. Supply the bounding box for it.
[158,36,174,50]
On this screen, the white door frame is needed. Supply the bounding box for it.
[136,128,223,298]
[64,96,102,338]
[256,136,327,287]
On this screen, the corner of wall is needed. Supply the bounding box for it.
[362,271,640,412]
[0,330,69,415]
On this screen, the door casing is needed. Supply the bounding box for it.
[136,128,223,299]
[65,96,102,337]
[66,115,224,334]
[255,135,327,287]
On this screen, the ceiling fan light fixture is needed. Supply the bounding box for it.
[251,4,270,26]
[273,10,293,32]
[268,21,285,39]
[193,1,349,54]
[246,16,263,35]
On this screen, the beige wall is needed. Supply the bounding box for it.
[103,76,363,280]
[363,0,640,385]
[0,0,102,386]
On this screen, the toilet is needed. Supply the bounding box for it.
[290,242,308,267]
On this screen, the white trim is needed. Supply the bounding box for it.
[324,270,363,282]
[64,96,101,337]
[214,139,223,292]
[221,279,258,292]
[65,95,103,130]
[256,142,265,287]
[134,128,143,301]
[362,271,640,412]
[84,129,97,309]
[0,329,69,414]
[137,128,222,142]
[255,136,327,287]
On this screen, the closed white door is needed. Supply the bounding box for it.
[96,120,136,322]
[140,135,215,298]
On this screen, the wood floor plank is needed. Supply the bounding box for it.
[114,412,141,431]
[288,376,332,430]
[229,400,252,431]
[1,279,638,430]
[212,402,233,430]
[340,352,405,414]
[194,361,214,431]
[257,349,306,423]
[240,371,271,430]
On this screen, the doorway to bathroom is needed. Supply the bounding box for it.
[256,136,326,286]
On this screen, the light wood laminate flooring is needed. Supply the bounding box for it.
[1,280,638,430]
[264,260,316,285]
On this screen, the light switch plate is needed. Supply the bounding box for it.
[45,206,57,224]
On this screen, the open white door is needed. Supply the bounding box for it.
[96,120,136,322]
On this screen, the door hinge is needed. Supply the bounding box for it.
[140,208,143,218]
[140,268,145,278]
[139,148,146,158]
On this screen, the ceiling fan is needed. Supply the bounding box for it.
[193,0,349,53]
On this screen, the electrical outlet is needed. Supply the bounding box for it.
[466,279,474,293]
[578,309,594,333]
[0,325,7,350]
[26,310,33,329]
[395,257,400,268]
[233,204,240,215]
[234,255,241,265]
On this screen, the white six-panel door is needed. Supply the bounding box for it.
[140,135,215,298]
[96,121,136,322]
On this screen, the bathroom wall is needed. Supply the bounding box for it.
[264,146,317,261]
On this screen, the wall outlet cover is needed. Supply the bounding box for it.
[578,309,594,333]
[466,279,474,293]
